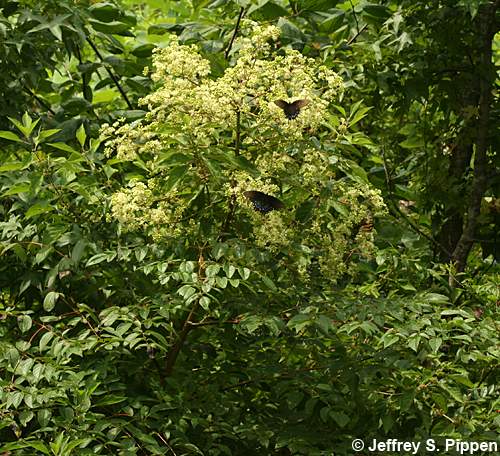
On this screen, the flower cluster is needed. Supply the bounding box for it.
[102,23,382,283]
[109,180,188,241]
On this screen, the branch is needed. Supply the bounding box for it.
[347,23,368,45]
[349,0,360,35]
[164,252,206,377]
[86,36,134,110]
[225,7,245,59]
[22,85,56,116]
[164,303,198,377]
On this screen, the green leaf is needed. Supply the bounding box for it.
[36,129,59,142]
[76,124,86,147]
[429,337,443,353]
[47,142,79,153]
[2,183,30,196]
[399,137,424,149]
[241,315,263,334]
[89,2,122,22]
[71,239,87,264]
[164,165,188,192]
[249,1,289,19]
[37,409,52,428]
[425,293,450,304]
[199,296,210,310]
[131,43,155,58]
[0,161,27,172]
[449,374,474,388]
[316,315,332,334]
[224,264,236,278]
[86,252,117,266]
[93,395,127,406]
[19,410,34,426]
[349,106,373,126]
[17,315,32,333]
[89,19,134,36]
[381,332,399,348]
[362,4,391,22]
[148,23,184,35]
[43,291,61,312]
[260,274,277,291]
[287,314,311,332]
[25,202,54,219]
[39,332,53,352]
[178,285,196,300]
[216,276,228,288]
[7,391,24,409]
[7,347,20,366]
[206,264,220,277]
[277,17,304,43]
[407,334,421,352]
[238,267,251,280]
[297,0,338,12]
[330,411,350,428]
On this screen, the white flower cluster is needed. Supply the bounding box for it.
[102,22,383,282]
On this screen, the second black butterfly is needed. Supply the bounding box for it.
[244,191,284,213]
[274,99,309,120]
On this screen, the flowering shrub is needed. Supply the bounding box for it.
[102,23,385,283]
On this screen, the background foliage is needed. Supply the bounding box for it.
[0,0,498,454]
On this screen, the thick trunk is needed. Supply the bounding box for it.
[449,1,499,280]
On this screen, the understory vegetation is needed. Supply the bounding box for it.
[0,0,498,454]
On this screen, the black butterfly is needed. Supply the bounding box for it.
[244,191,284,213]
[274,99,310,120]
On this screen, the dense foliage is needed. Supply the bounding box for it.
[0,0,498,454]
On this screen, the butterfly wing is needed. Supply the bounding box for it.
[274,100,289,109]
[274,99,309,119]
[244,191,284,213]
[291,99,309,110]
